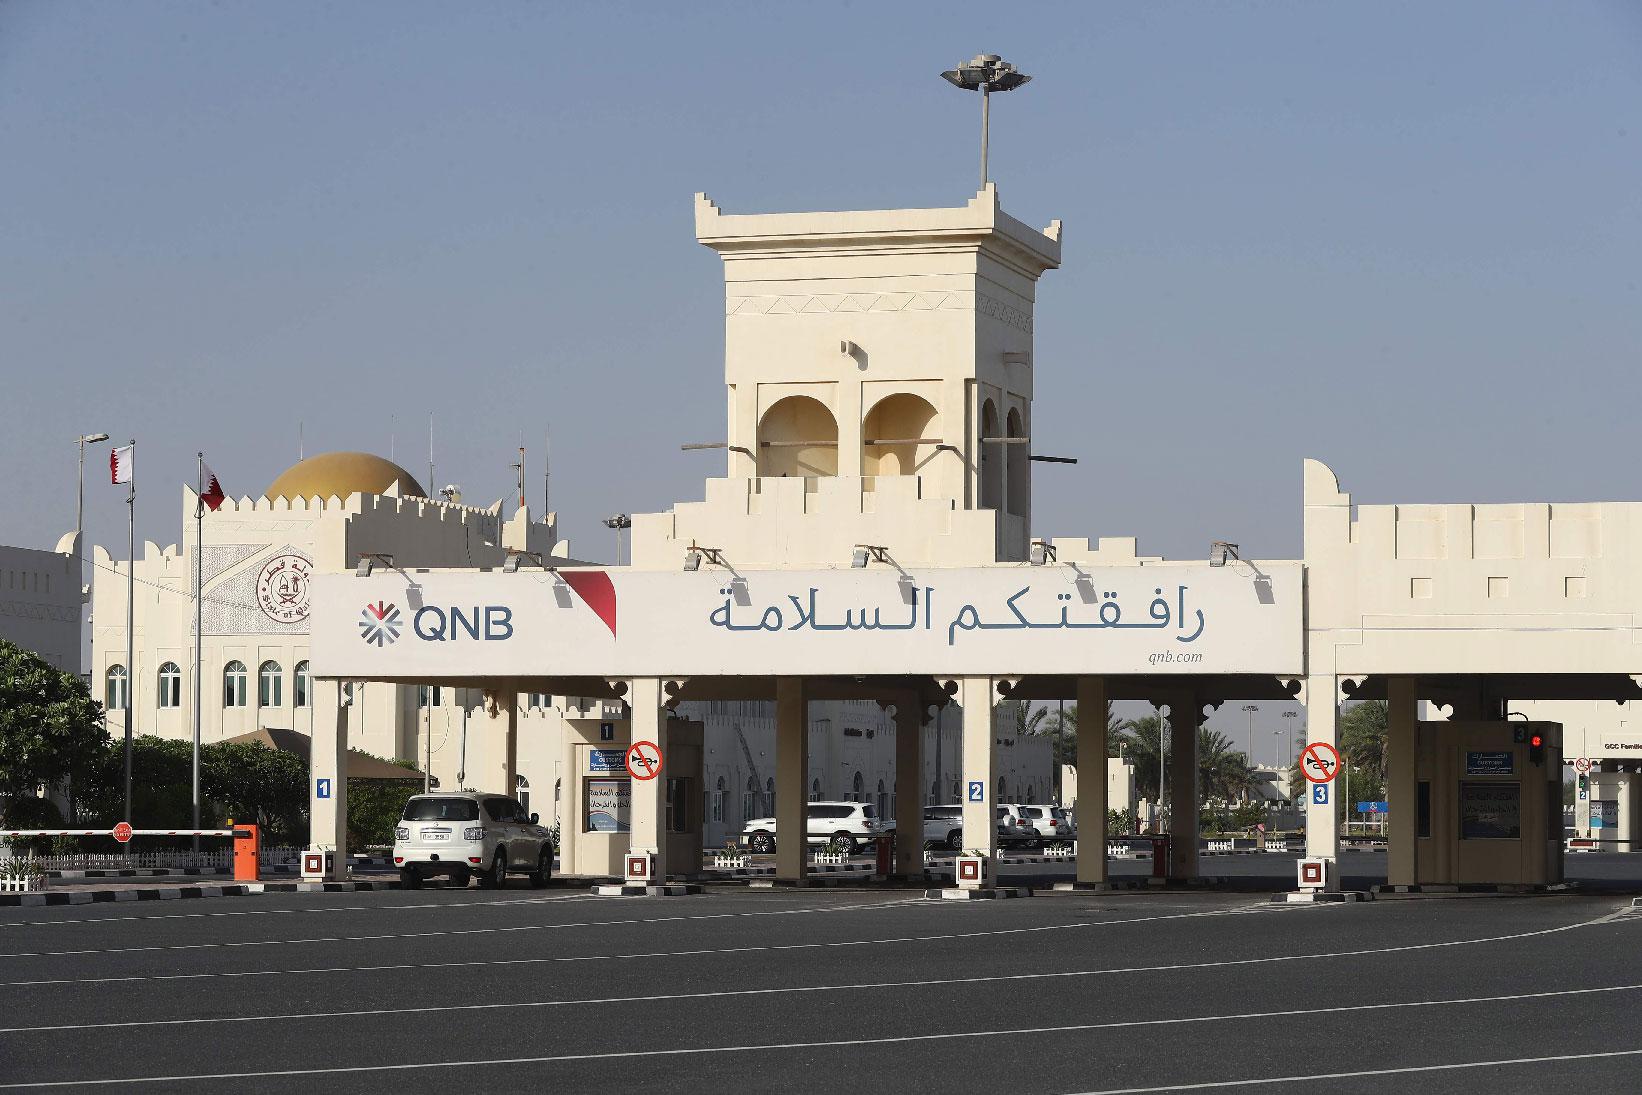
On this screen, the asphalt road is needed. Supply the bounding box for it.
[1,883,1639,1093]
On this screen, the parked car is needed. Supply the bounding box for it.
[1016,804,1074,843]
[741,801,892,854]
[393,792,554,889]
[996,804,1046,847]
[921,804,1028,851]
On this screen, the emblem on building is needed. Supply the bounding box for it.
[359,601,402,646]
[255,553,313,623]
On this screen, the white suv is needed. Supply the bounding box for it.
[922,804,1027,851]
[742,801,891,854]
[1016,804,1074,843]
[393,792,554,889]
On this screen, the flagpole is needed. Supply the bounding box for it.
[192,452,204,852]
[123,440,135,842]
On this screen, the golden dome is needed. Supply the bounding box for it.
[265,452,426,502]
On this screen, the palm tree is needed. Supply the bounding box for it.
[1198,728,1257,804]
[1035,702,1127,769]
[1119,715,1167,802]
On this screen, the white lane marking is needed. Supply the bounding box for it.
[0,903,1277,986]
[1056,1048,1642,1093]
[3,991,1641,1088]
[2,908,1626,1033]
[0,897,936,961]
[0,891,602,930]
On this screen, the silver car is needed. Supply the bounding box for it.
[393,792,554,889]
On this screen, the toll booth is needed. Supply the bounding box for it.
[557,712,704,878]
[1586,770,1639,852]
[1397,720,1563,886]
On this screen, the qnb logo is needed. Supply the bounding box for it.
[413,605,514,642]
[358,601,403,646]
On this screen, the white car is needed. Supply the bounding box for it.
[393,792,554,889]
[741,801,891,854]
[1016,804,1074,843]
[921,804,1027,851]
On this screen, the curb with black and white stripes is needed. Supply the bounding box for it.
[0,884,260,908]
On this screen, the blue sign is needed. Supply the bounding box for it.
[1356,801,1389,814]
[967,781,985,803]
[599,722,615,742]
[1466,751,1514,775]
[1312,784,1329,805]
[589,748,625,773]
[316,778,332,800]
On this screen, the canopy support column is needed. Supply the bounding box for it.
[775,677,810,883]
[1075,675,1110,886]
[308,679,350,881]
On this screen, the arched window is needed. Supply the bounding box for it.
[757,395,838,478]
[851,771,864,802]
[810,778,822,802]
[951,779,960,801]
[711,776,726,823]
[157,663,181,709]
[997,776,1007,801]
[223,661,248,708]
[929,779,939,806]
[258,661,282,708]
[516,774,531,817]
[862,393,939,481]
[294,661,311,708]
[1005,406,1028,516]
[105,665,127,711]
[766,776,775,815]
[744,776,758,821]
[979,399,1002,509]
[877,779,888,820]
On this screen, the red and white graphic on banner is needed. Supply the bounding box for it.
[625,740,663,781]
[1301,742,1340,783]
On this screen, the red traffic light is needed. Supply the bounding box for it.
[1530,734,1543,747]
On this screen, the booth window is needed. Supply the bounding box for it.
[157,662,181,709]
[417,685,443,709]
[585,779,630,833]
[666,778,691,834]
[1417,781,1431,838]
[1459,782,1521,840]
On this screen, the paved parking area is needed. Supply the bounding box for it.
[1,882,1640,1092]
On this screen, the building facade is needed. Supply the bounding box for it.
[0,536,81,673]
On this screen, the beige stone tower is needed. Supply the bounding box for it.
[631,184,1061,568]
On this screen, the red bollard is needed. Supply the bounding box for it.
[232,823,261,882]
[1150,834,1170,880]
[875,833,894,876]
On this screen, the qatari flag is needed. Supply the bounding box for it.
[200,462,225,511]
[110,444,133,484]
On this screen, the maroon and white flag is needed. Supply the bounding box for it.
[110,444,133,485]
[200,462,225,512]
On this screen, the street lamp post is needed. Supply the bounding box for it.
[1280,710,1300,768]
[941,54,1032,187]
[603,514,632,566]
[75,433,111,550]
[1241,704,1258,763]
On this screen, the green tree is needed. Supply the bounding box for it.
[1199,728,1257,804]
[1338,700,1389,791]
[0,639,109,825]
[1119,715,1167,801]
[201,742,308,844]
[1035,702,1126,769]
[347,759,422,849]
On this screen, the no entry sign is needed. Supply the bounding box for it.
[1301,742,1340,783]
[625,740,663,781]
[112,821,133,843]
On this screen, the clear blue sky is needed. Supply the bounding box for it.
[4,0,1640,587]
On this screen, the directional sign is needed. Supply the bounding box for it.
[625,740,663,781]
[1301,742,1340,783]
[1356,801,1389,814]
[112,821,133,844]
[1573,757,1593,775]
